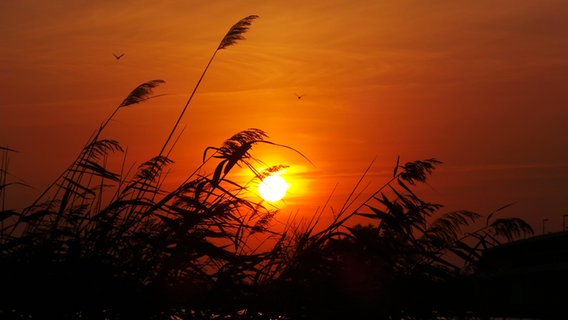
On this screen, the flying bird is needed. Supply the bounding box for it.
[295,93,304,99]
[113,53,125,60]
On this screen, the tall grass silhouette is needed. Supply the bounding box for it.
[0,15,536,320]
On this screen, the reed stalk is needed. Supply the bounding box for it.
[158,15,259,158]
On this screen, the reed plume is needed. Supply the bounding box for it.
[99,79,166,138]
[217,15,259,50]
[119,80,166,107]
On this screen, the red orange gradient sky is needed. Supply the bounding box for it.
[1,0,568,233]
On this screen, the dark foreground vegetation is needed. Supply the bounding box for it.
[0,16,539,319]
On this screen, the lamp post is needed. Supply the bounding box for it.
[542,218,549,235]
[563,214,568,232]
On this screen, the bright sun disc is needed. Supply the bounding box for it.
[258,175,289,202]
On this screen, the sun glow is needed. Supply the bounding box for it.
[258,175,289,202]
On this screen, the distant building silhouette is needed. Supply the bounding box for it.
[472,231,568,318]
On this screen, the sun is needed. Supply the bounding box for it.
[258,175,289,202]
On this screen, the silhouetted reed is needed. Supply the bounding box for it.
[158,15,259,158]
[0,15,536,320]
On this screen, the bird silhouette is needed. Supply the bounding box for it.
[295,93,304,99]
[113,53,125,60]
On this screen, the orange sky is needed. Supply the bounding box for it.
[2,0,568,233]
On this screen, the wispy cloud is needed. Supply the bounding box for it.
[443,162,568,173]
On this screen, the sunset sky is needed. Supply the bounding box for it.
[1,0,567,233]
